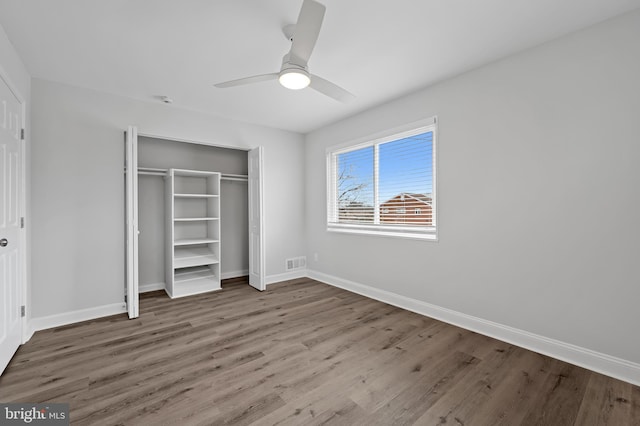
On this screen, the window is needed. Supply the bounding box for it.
[327,118,436,240]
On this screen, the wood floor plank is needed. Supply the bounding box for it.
[139,344,309,425]
[632,385,640,425]
[574,372,634,426]
[364,350,481,425]
[414,345,541,425]
[349,323,465,413]
[519,360,592,425]
[462,351,553,425]
[1,277,638,425]
[72,348,266,425]
[0,321,196,399]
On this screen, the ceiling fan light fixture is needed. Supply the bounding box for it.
[214,0,353,102]
[279,68,310,90]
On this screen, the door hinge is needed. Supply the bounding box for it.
[20,217,24,229]
[21,128,24,140]
[124,295,127,303]
[21,305,25,317]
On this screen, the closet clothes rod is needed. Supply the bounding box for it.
[127,167,248,181]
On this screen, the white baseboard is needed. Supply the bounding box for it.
[266,269,308,285]
[139,282,166,293]
[307,270,640,387]
[221,270,249,280]
[29,303,128,335]
[23,324,35,343]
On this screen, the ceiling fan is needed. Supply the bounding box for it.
[214,0,354,102]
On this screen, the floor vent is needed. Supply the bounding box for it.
[285,256,307,271]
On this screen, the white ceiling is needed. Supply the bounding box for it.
[1,0,639,133]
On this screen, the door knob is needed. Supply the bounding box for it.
[0,238,7,247]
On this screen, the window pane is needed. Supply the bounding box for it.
[378,131,433,225]
[336,146,374,223]
[327,119,437,240]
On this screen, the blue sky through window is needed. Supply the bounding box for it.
[379,132,433,202]
[336,131,433,207]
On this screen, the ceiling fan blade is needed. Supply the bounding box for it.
[289,0,326,65]
[214,73,279,88]
[309,74,355,103]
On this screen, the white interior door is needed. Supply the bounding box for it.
[248,146,265,291]
[0,75,24,375]
[125,126,139,318]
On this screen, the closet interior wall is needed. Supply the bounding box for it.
[137,136,249,292]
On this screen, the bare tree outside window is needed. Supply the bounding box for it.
[337,165,367,205]
[336,148,374,223]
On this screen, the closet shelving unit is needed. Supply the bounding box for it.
[165,169,221,298]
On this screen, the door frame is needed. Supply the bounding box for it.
[18,84,26,344]
[124,128,266,316]
[0,68,27,347]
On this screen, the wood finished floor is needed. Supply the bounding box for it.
[1,277,639,426]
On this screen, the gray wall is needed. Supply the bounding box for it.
[138,174,165,286]
[137,136,249,284]
[30,79,305,318]
[305,10,640,364]
[0,25,29,100]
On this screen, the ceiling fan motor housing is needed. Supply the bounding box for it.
[279,58,311,90]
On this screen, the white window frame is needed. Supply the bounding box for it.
[326,117,437,241]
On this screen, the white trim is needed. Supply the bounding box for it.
[29,303,127,334]
[221,270,249,280]
[139,282,166,293]
[266,270,307,285]
[327,225,437,241]
[20,108,27,344]
[307,269,640,387]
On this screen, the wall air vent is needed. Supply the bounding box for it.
[285,256,307,271]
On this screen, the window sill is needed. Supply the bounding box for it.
[327,225,438,241]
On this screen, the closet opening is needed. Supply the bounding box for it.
[125,127,265,318]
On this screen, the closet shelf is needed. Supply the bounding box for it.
[174,193,219,198]
[174,247,219,269]
[174,267,217,284]
[166,169,221,298]
[174,238,219,246]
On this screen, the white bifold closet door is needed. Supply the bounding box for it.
[125,126,266,319]
[125,126,139,319]
[248,146,265,291]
